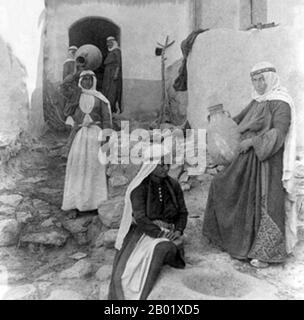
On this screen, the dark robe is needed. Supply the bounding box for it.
[173,29,209,91]
[102,48,122,113]
[61,85,112,155]
[108,176,188,300]
[63,59,76,80]
[203,100,291,263]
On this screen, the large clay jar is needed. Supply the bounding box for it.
[75,44,103,71]
[206,104,240,166]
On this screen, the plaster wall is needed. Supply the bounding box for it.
[44,1,192,117]
[0,36,29,146]
[187,27,304,149]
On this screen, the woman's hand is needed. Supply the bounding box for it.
[239,138,253,154]
[165,230,182,241]
[100,142,110,157]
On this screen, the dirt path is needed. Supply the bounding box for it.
[0,132,304,300]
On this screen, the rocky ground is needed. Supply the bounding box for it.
[0,130,304,300]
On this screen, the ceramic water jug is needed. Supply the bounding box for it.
[75,44,103,71]
[206,104,240,166]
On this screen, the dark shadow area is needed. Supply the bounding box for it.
[69,16,121,91]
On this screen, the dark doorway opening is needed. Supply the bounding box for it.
[69,17,121,92]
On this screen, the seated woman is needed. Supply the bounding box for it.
[61,70,112,213]
[108,145,188,300]
[203,62,297,268]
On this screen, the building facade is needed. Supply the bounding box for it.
[41,0,269,123]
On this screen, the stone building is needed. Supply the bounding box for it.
[40,0,268,127]
[2,0,302,141]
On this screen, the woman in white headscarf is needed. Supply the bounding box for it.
[62,70,112,213]
[203,62,297,268]
[108,144,188,300]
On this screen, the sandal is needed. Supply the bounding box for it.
[250,259,269,269]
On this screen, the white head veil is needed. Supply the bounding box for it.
[78,70,112,125]
[115,144,171,250]
[107,36,120,52]
[251,62,297,253]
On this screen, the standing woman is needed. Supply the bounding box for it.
[203,62,297,268]
[62,70,112,213]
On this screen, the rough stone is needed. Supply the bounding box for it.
[195,173,213,182]
[99,281,111,300]
[95,265,112,282]
[73,232,91,246]
[3,284,38,300]
[0,205,16,216]
[37,282,52,296]
[59,260,93,279]
[109,175,129,188]
[181,183,191,192]
[179,172,189,184]
[0,265,8,285]
[20,229,69,247]
[62,216,93,234]
[216,165,225,173]
[106,164,121,177]
[32,199,49,208]
[87,216,103,243]
[55,222,63,228]
[98,197,124,229]
[23,177,47,184]
[32,199,51,216]
[298,224,304,241]
[16,211,33,224]
[41,218,55,228]
[0,219,20,247]
[149,262,278,300]
[122,164,141,182]
[297,196,304,222]
[103,229,119,249]
[94,233,104,248]
[168,164,184,180]
[47,289,85,300]
[206,168,218,176]
[8,273,27,283]
[69,252,88,261]
[39,188,61,195]
[37,273,56,282]
[0,194,23,207]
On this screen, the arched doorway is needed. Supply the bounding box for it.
[69,17,121,92]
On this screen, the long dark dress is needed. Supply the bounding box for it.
[108,176,188,300]
[63,59,76,80]
[102,48,122,113]
[203,100,291,263]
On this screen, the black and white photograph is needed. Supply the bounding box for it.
[0,0,304,306]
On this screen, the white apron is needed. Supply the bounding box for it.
[62,94,108,211]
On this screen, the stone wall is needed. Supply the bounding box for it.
[0,36,29,149]
[43,0,192,119]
